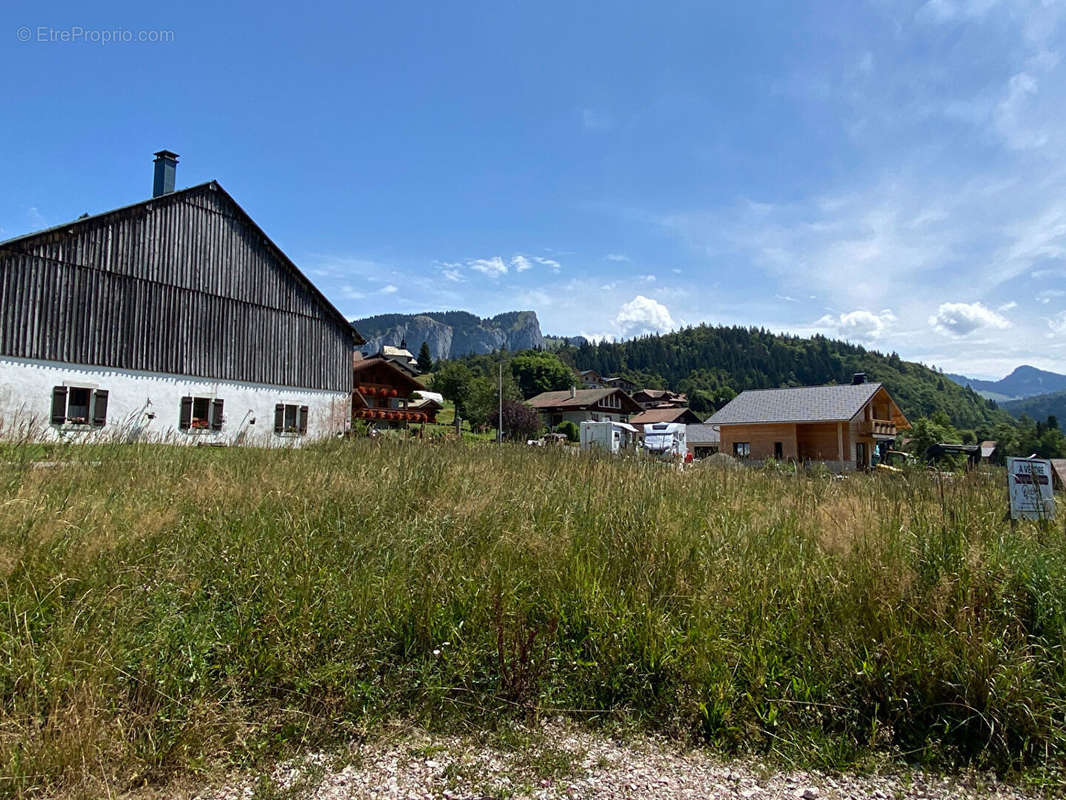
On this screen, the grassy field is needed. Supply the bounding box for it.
[2,440,1065,797]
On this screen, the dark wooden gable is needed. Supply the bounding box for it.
[0,182,355,391]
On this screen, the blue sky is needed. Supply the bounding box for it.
[2,0,1065,379]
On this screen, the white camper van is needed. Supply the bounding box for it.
[643,422,687,460]
[579,420,639,454]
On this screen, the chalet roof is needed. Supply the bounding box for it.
[630,407,702,426]
[382,345,415,361]
[634,388,686,401]
[708,382,891,426]
[686,424,720,445]
[0,180,364,345]
[526,388,642,413]
[412,390,444,405]
[980,440,998,458]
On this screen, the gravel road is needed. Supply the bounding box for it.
[181,721,1050,800]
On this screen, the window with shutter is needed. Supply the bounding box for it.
[275,403,309,435]
[91,390,108,427]
[66,387,91,424]
[179,396,193,430]
[211,399,224,431]
[51,387,68,425]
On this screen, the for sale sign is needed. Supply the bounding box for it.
[1007,457,1056,520]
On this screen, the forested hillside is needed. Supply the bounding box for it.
[1002,389,1066,422]
[558,325,1010,431]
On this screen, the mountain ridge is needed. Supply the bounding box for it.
[352,310,544,361]
[946,365,1066,400]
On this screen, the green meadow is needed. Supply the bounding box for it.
[1,440,1064,797]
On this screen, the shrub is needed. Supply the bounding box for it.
[556,420,579,442]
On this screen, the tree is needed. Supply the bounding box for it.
[416,341,433,373]
[463,376,498,430]
[431,362,474,417]
[510,352,574,399]
[501,401,541,441]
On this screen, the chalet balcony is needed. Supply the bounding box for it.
[860,419,897,438]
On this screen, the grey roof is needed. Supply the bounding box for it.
[686,424,720,444]
[707,383,884,425]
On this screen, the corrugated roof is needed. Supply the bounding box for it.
[707,383,884,425]
[686,424,720,444]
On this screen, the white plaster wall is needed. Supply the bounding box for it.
[540,410,629,429]
[0,356,349,447]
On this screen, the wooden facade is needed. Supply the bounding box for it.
[353,356,430,425]
[0,182,356,392]
[714,384,909,471]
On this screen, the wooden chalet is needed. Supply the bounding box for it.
[527,386,642,428]
[0,150,361,445]
[632,388,688,410]
[353,355,430,426]
[706,375,909,471]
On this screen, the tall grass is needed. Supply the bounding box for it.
[1,440,1064,797]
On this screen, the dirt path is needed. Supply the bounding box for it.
[174,721,1049,800]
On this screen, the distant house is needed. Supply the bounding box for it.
[603,376,638,394]
[632,389,688,410]
[686,424,720,458]
[376,344,420,376]
[409,390,444,424]
[577,369,606,389]
[980,440,998,461]
[630,406,702,428]
[0,150,360,446]
[706,375,909,471]
[527,387,642,428]
[352,356,430,426]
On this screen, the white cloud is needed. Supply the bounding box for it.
[605,253,630,262]
[1049,311,1066,336]
[639,274,656,282]
[998,300,1018,311]
[468,256,508,278]
[815,309,896,342]
[441,268,462,282]
[380,284,398,294]
[340,285,365,300]
[533,256,562,273]
[994,73,1048,151]
[929,301,1012,336]
[1037,289,1065,304]
[511,255,533,272]
[915,0,1000,24]
[614,295,675,336]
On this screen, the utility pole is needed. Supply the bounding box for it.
[498,361,503,445]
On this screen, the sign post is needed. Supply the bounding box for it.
[1007,457,1056,521]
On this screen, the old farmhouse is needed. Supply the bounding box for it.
[0,151,361,445]
[707,376,909,471]
[527,386,642,429]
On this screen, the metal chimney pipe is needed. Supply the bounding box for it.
[152,150,179,197]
